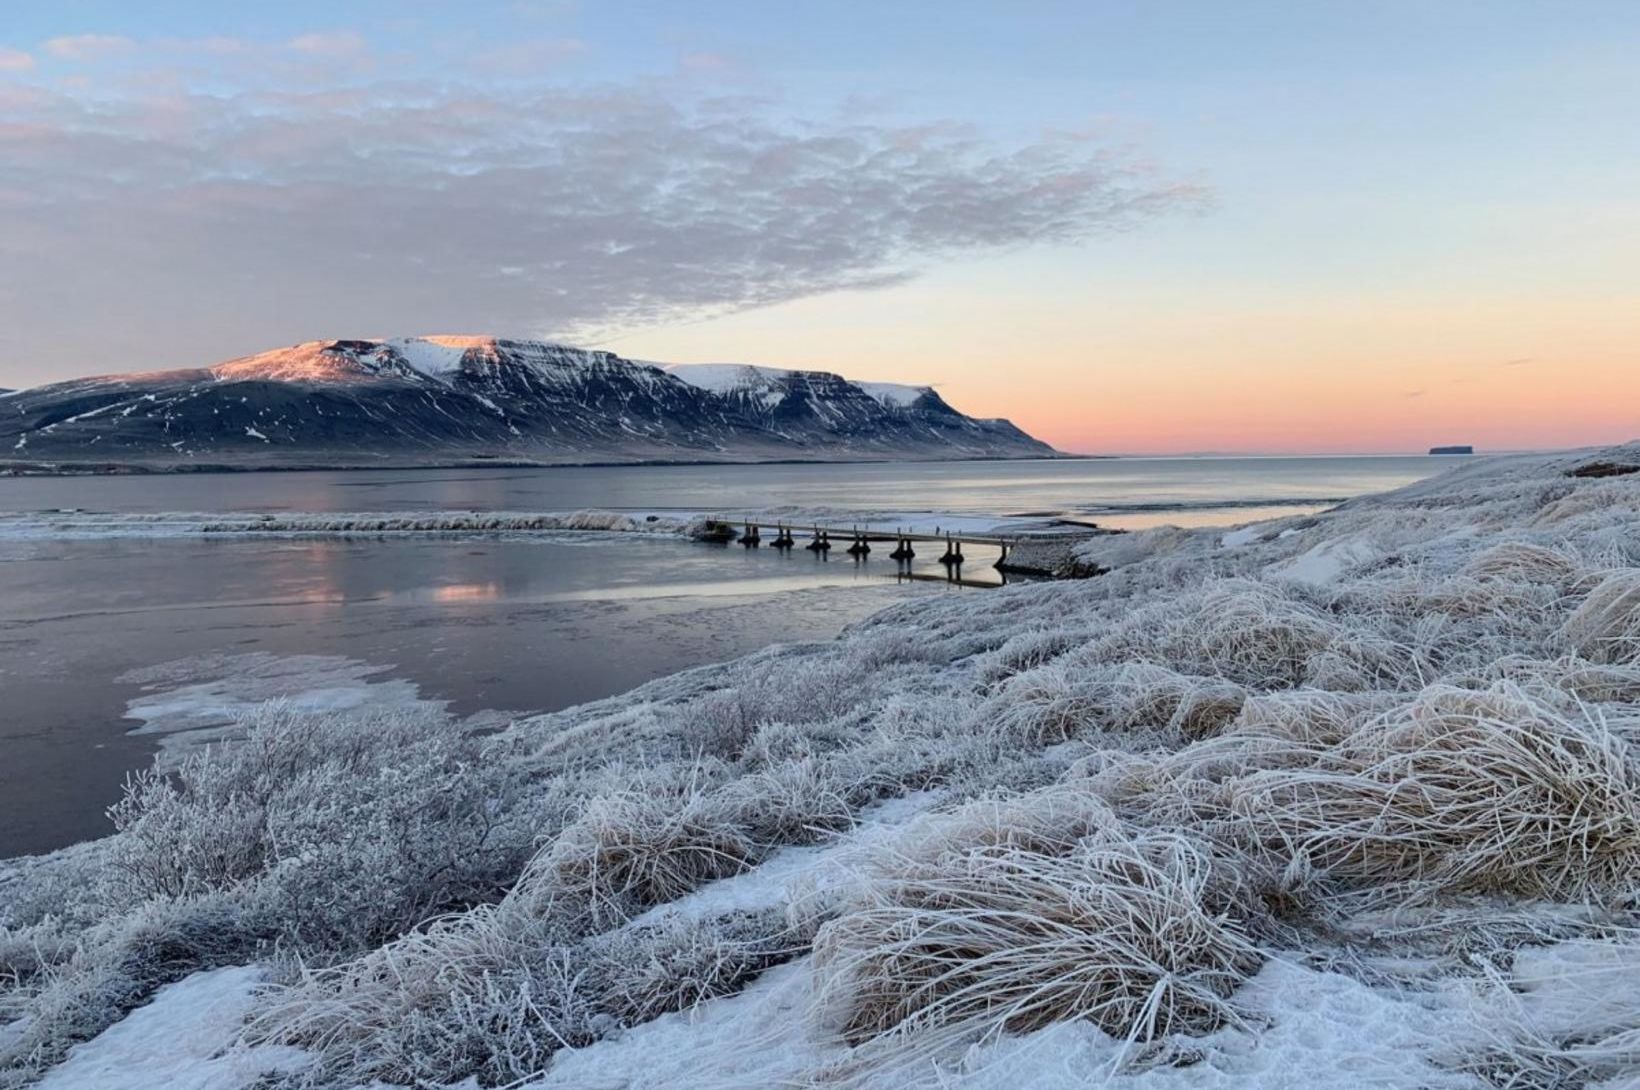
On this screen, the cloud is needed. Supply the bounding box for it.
[680,52,732,73]
[285,31,368,60]
[0,76,1201,377]
[1501,357,1533,367]
[0,47,33,72]
[477,38,589,74]
[42,34,135,62]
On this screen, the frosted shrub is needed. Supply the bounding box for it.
[249,907,796,1089]
[0,893,269,1086]
[584,909,798,1027]
[104,704,550,951]
[0,703,559,1084]
[250,918,593,1089]
[811,826,1258,1078]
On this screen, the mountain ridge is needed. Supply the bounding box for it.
[0,336,1060,473]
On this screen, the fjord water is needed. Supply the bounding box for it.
[0,455,1455,856]
[0,454,1447,527]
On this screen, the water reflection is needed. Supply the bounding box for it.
[429,582,503,603]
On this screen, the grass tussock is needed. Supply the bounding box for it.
[1560,569,1640,664]
[542,788,763,924]
[811,825,1258,1074]
[1220,683,1640,902]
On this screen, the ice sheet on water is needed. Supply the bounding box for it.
[118,651,508,767]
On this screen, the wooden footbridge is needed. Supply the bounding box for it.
[698,519,1019,569]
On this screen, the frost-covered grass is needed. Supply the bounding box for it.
[809,807,1260,1084]
[4,442,1640,1089]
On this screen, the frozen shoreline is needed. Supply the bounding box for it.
[4,443,1640,1089]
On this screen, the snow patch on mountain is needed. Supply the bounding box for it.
[665,362,795,407]
[382,336,470,379]
[857,380,933,409]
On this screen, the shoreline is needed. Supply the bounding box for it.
[0,450,1101,479]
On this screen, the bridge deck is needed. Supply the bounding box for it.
[716,521,1017,547]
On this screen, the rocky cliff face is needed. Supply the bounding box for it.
[0,337,1057,470]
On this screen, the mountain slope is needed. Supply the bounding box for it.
[0,337,1057,471]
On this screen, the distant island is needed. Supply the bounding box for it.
[0,337,1059,474]
[1429,445,1475,455]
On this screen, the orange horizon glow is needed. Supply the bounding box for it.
[615,275,1640,457]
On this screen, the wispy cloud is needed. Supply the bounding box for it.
[476,38,588,74]
[0,47,34,72]
[42,34,136,61]
[285,31,369,60]
[0,63,1202,373]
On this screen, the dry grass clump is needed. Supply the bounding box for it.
[810,825,1258,1072]
[1463,541,1583,586]
[1560,569,1640,664]
[1223,683,1640,902]
[1228,688,1402,747]
[543,789,762,924]
[720,758,860,845]
[1084,580,1408,691]
[891,784,1119,863]
[983,662,1246,748]
[1479,654,1640,706]
[976,627,1096,684]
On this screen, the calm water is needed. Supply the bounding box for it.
[0,456,1451,528]
[0,455,1461,856]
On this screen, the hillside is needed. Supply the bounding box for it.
[0,338,1056,472]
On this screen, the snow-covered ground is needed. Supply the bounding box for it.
[4,444,1640,1090]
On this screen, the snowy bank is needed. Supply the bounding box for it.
[0,508,695,540]
[3,444,1640,1089]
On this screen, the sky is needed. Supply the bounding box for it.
[1,1,1636,454]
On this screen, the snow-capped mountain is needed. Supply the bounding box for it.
[0,337,1056,471]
